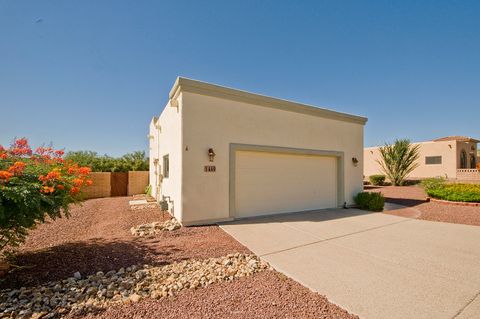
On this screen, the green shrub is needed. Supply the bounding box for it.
[145,184,152,196]
[369,175,386,186]
[0,138,91,254]
[427,184,480,203]
[354,192,385,211]
[421,177,446,192]
[64,150,149,172]
[376,139,420,186]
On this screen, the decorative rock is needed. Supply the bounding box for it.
[129,293,142,303]
[130,218,181,236]
[73,272,82,280]
[0,254,270,318]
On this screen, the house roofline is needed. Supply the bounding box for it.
[169,77,368,125]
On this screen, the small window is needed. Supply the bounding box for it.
[425,156,442,165]
[163,155,169,178]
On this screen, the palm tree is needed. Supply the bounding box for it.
[377,139,420,186]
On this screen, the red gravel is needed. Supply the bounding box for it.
[2,197,357,319]
[2,197,248,289]
[77,271,357,319]
[367,185,480,226]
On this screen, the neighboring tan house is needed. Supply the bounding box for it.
[364,136,480,181]
[149,77,367,225]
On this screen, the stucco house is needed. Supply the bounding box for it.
[364,136,479,181]
[149,77,367,225]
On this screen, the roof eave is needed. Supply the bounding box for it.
[169,77,368,125]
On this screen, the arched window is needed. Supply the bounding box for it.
[460,150,467,169]
[471,154,477,169]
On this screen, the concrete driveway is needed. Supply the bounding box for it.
[220,207,480,319]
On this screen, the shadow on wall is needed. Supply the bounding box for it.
[1,239,181,290]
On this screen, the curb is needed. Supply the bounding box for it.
[427,197,480,207]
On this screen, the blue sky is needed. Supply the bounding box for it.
[1,1,479,156]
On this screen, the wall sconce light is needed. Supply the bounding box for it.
[208,148,216,162]
[352,157,359,167]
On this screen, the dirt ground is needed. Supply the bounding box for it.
[1,197,249,289]
[2,197,357,319]
[367,185,480,226]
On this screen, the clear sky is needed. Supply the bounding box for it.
[1,1,479,156]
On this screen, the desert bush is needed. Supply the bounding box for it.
[377,139,420,186]
[421,177,446,192]
[0,138,92,253]
[427,184,480,203]
[145,184,152,196]
[369,175,386,186]
[354,192,385,211]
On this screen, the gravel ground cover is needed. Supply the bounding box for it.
[78,271,357,319]
[1,197,249,289]
[1,197,358,319]
[367,185,480,226]
[1,254,269,318]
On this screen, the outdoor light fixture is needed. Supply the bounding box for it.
[208,148,216,162]
[352,157,359,167]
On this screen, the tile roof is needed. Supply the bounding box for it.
[433,136,480,143]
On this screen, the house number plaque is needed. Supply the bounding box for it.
[204,165,216,172]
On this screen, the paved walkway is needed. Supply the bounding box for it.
[220,207,480,319]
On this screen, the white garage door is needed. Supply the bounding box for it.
[235,151,337,218]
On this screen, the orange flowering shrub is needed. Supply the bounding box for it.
[0,138,93,252]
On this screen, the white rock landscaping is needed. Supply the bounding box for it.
[130,218,181,236]
[0,254,270,318]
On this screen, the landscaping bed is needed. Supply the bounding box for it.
[426,183,480,203]
[78,271,356,319]
[1,197,357,318]
[1,197,248,290]
[367,185,480,226]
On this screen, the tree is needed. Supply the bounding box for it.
[64,150,148,172]
[0,138,92,254]
[376,139,420,186]
[121,151,149,171]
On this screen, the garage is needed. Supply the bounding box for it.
[234,150,338,218]
[150,77,366,225]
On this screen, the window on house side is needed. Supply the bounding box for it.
[425,156,442,165]
[163,155,169,178]
[460,150,467,169]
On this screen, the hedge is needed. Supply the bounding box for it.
[354,192,385,211]
[427,184,480,203]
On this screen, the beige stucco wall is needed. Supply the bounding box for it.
[364,140,479,180]
[148,96,183,220]
[179,92,365,225]
[149,119,160,198]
